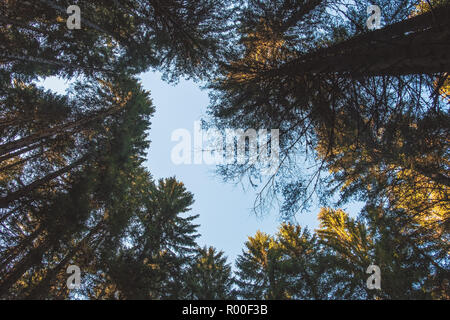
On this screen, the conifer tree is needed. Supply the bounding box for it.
[81,177,199,300]
[1,0,234,299]
[206,0,449,218]
[1,0,235,81]
[317,207,449,299]
[0,76,155,298]
[235,224,324,299]
[235,207,449,300]
[184,246,235,299]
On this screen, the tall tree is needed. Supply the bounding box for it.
[0,76,155,298]
[317,207,449,299]
[1,0,235,81]
[1,0,235,299]
[80,177,200,300]
[206,0,449,218]
[235,207,449,300]
[184,246,235,299]
[235,224,324,299]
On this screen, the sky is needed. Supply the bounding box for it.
[38,71,363,266]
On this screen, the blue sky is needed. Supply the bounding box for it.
[38,71,362,266]
[139,72,322,263]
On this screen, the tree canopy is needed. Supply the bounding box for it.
[0,0,448,300]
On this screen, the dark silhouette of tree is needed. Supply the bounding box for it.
[0,0,234,299]
[184,246,235,299]
[1,0,235,80]
[0,76,154,298]
[206,0,449,218]
[77,177,200,300]
[1,0,448,300]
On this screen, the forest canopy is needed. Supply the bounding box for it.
[0,0,448,299]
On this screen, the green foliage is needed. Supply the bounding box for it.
[0,0,235,81]
[235,224,326,299]
[184,246,235,299]
[235,208,449,300]
[0,0,234,299]
[1,0,448,300]
[206,0,449,217]
[80,177,200,300]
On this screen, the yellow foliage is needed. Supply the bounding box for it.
[317,208,371,263]
[0,158,25,184]
[392,169,449,233]
[435,73,450,102]
[411,0,448,16]
[226,21,294,83]
[411,1,450,101]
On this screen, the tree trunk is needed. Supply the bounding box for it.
[0,225,44,274]
[0,104,122,157]
[268,4,450,78]
[25,221,104,300]
[0,237,51,297]
[0,156,87,208]
[0,142,44,164]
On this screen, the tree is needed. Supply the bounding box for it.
[317,207,449,299]
[1,0,235,81]
[184,246,235,299]
[0,0,235,299]
[206,0,449,218]
[235,230,285,299]
[80,177,200,300]
[235,224,324,299]
[0,76,155,298]
[235,207,448,300]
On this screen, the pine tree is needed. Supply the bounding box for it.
[0,0,234,299]
[184,246,235,299]
[317,207,448,299]
[1,0,235,81]
[206,0,449,218]
[81,177,200,300]
[235,224,324,299]
[0,76,155,298]
[235,230,285,299]
[235,207,448,300]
